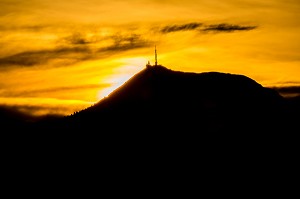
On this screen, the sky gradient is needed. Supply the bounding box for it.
[1,0,300,116]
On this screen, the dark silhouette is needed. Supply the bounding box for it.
[2,65,298,186]
[4,65,297,136]
[6,64,293,136]
[44,65,289,133]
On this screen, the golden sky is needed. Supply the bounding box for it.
[1,0,300,116]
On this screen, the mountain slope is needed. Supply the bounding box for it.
[4,65,297,189]
[51,65,288,133]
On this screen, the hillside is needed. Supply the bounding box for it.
[4,65,297,176]
[38,65,290,134]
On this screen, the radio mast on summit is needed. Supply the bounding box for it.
[155,45,158,66]
[145,45,158,68]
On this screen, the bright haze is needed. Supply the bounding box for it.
[0,0,299,117]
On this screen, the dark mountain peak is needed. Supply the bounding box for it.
[59,65,287,133]
[88,65,281,109]
[108,65,264,97]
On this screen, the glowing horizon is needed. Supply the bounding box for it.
[1,0,300,116]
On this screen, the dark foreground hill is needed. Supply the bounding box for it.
[26,64,297,161]
[3,65,298,187]
[37,65,291,133]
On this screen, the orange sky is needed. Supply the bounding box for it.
[1,0,300,116]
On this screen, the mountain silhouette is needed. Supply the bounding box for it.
[4,65,298,186]
[28,65,296,166]
[41,65,287,133]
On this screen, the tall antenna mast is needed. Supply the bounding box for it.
[155,45,158,66]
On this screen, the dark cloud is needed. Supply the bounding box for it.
[158,22,257,34]
[160,23,203,33]
[0,47,91,68]
[0,25,47,31]
[0,104,70,128]
[0,104,79,120]
[100,33,151,52]
[36,84,111,93]
[0,105,38,124]
[64,33,91,45]
[272,86,300,93]
[202,23,257,32]
[0,33,150,69]
[0,84,111,98]
[270,86,300,98]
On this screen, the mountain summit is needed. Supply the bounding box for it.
[50,65,287,133]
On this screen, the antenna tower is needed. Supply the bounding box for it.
[155,45,158,66]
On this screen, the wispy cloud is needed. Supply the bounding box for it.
[0,25,47,31]
[159,22,257,34]
[0,84,110,98]
[160,23,203,33]
[0,32,151,69]
[0,22,257,70]
[64,32,92,45]
[102,33,151,51]
[0,47,91,68]
[0,102,90,118]
[202,23,257,32]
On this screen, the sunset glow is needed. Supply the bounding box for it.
[1,0,300,116]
